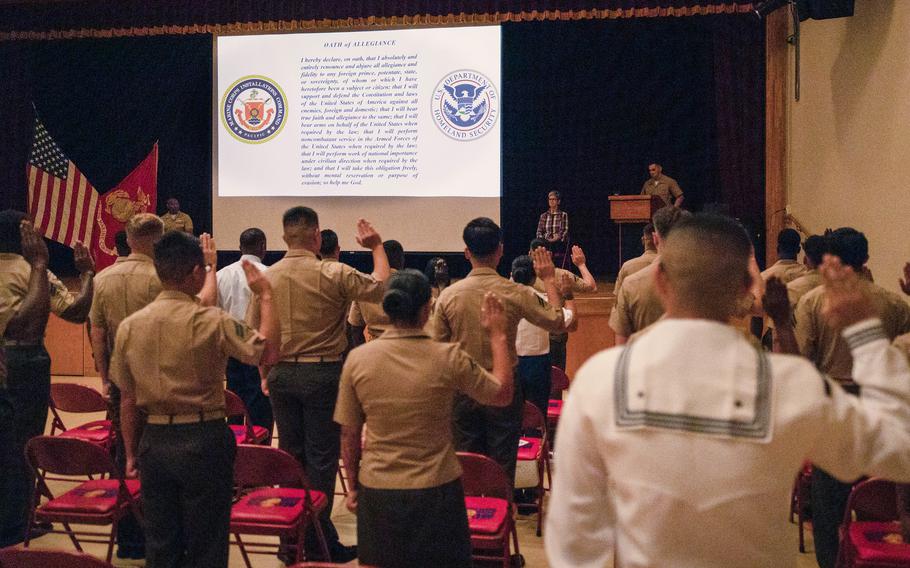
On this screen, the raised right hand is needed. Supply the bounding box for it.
[354,219,382,250]
[242,260,271,296]
[820,254,876,329]
[20,220,49,267]
[532,246,556,282]
[762,277,790,326]
[480,292,507,338]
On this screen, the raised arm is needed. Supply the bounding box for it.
[5,220,50,340]
[570,245,597,292]
[355,219,390,282]
[763,277,799,355]
[196,233,218,307]
[243,261,280,393]
[58,242,94,323]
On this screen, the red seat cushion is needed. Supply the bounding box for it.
[517,436,542,461]
[231,488,327,525]
[58,420,112,444]
[42,479,140,515]
[848,521,910,563]
[547,399,563,420]
[465,496,508,535]
[230,425,269,444]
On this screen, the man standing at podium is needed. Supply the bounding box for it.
[641,162,684,208]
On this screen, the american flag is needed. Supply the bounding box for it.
[27,116,100,248]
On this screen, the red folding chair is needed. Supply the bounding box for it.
[458,452,520,568]
[49,383,113,449]
[225,389,270,445]
[789,462,813,553]
[547,366,570,432]
[231,444,330,567]
[837,478,910,567]
[0,548,115,567]
[516,402,549,537]
[24,436,141,564]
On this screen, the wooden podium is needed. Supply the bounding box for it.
[609,195,664,269]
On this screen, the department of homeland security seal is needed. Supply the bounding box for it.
[432,70,499,141]
[221,75,287,144]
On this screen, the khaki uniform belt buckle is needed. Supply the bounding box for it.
[147,409,225,425]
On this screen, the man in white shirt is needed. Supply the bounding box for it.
[217,228,271,439]
[546,213,910,568]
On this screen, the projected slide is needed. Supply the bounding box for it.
[216,27,501,197]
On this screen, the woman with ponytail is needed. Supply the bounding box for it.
[334,269,514,568]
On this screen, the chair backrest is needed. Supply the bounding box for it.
[521,401,546,433]
[457,452,513,503]
[50,383,108,414]
[224,389,248,420]
[26,435,115,478]
[234,444,308,490]
[0,548,114,567]
[550,366,570,396]
[845,478,898,524]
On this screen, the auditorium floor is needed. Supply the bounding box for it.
[21,376,822,567]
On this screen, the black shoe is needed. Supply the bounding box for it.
[117,545,145,560]
[328,543,358,564]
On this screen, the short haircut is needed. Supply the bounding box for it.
[424,257,448,285]
[239,227,266,253]
[154,231,203,284]
[0,209,28,253]
[319,229,339,257]
[777,228,802,257]
[282,206,318,229]
[114,231,131,257]
[827,227,869,271]
[383,240,405,270]
[511,255,535,285]
[529,238,549,252]
[803,235,828,267]
[463,217,502,257]
[382,269,431,325]
[548,191,561,200]
[660,214,752,321]
[642,223,655,239]
[126,213,164,241]
[652,206,689,238]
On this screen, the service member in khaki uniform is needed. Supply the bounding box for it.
[787,234,827,311]
[0,211,93,547]
[761,228,808,285]
[641,162,684,207]
[793,227,910,568]
[246,207,390,561]
[348,240,404,345]
[610,206,689,344]
[529,240,596,370]
[111,231,279,568]
[433,217,565,482]
[88,213,163,560]
[336,271,515,567]
[613,223,657,294]
[160,197,193,234]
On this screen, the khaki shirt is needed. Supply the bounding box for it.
[761,259,808,286]
[348,269,397,340]
[795,283,910,381]
[110,290,265,414]
[614,250,658,293]
[0,253,75,328]
[787,270,822,312]
[609,261,664,338]
[532,267,595,296]
[433,267,564,369]
[160,211,193,234]
[335,327,501,489]
[641,174,682,206]
[89,253,161,350]
[247,249,384,357]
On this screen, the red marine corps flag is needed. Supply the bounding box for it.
[26,112,158,270]
[93,145,158,270]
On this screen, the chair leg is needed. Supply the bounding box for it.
[310,509,331,562]
[105,518,117,563]
[797,503,806,553]
[234,534,253,568]
[337,467,348,496]
[62,522,82,551]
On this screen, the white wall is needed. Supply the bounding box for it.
[787,0,910,294]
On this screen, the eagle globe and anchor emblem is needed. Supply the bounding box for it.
[221,75,287,144]
[432,70,499,141]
